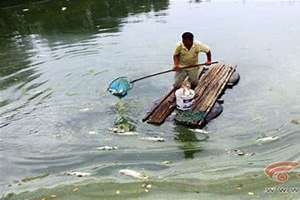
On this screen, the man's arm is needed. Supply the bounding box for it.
[173,54,180,70]
[205,50,212,65]
[197,41,212,65]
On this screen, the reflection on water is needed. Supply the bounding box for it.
[1,0,300,199]
[174,125,207,159]
[0,0,169,124]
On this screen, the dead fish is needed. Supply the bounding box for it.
[108,127,125,133]
[88,131,97,135]
[61,7,67,11]
[116,131,138,136]
[140,136,165,142]
[80,108,90,112]
[189,129,209,134]
[233,149,245,156]
[161,160,172,165]
[119,169,148,180]
[256,136,279,143]
[96,146,118,151]
[66,171,91,177]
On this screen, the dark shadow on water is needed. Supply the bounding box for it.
[174,125,208,159]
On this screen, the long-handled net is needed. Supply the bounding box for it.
[107,62,217,98]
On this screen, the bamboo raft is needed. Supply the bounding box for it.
[143,63,237,127]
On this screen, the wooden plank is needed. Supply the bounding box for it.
[143,87,176,124]
[195,64,236,127]
[143,63,237,126]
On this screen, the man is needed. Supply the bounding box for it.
[173,32,212,88]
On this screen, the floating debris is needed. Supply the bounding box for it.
[118,131,139,136]
[141,183,152,189]
[248,192,254,195]
[245,152,255,156]
[66,171,91,177]
[108,115,137,134]
[119,169,148,180]
[50,194,57,198]
[228,149,245,156]
[108,127,124,133]
[84,69,108,76]
[140,136,165,142]
[145,189,149,192]
[256,136,279,143]
[234,149,245,156]
[22,8,29,12]
[112,115,137,133]
[21,173,49,182]
[65,72,72,77]
[73,188,79,192]
[116,190,120,195]
[61,7,67,11]
[96,146,118,151]
[189,129,209,134]
[65,92,78,96]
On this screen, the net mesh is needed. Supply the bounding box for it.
[175,110,206,125]
[107,77,132,97]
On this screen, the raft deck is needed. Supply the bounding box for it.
[143,63,237,127]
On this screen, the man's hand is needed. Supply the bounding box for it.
[173,65,181,71]
[205,60,212,65]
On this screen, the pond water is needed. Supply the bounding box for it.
[1,0,300,199]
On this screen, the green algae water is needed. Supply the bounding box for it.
[1,0,300,199]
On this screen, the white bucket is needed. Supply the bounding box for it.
[175,88,195,111]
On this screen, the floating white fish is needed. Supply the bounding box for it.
[256,136,279,143]
[140,136,165,142]
[161,160,172,165]
[96,146,118,151]
[80,108,90,112]
[232,149,245,156]
[61,7,67,11]
[88,131,97,135]
[109,127,120,132]
[66,171,91,177]
[189,129,209,134]
[119,169,148,180]
[116,131,138,136]
[22,8,29,12]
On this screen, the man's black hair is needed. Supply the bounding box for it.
[182,32,194,40]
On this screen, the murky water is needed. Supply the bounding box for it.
[1,0,300,199]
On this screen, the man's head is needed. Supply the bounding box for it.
[182,32,194,49]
